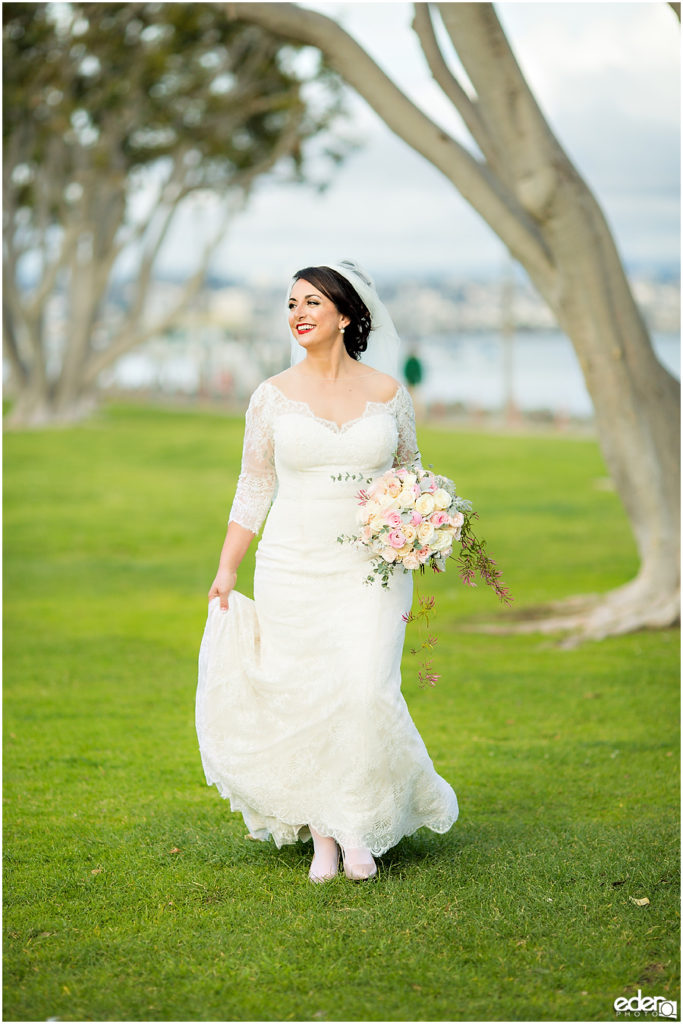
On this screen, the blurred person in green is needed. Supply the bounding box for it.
[404,351,424,417]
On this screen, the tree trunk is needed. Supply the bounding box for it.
[521,165,679,640]
[435,2,680,639]
[225,1,680,640]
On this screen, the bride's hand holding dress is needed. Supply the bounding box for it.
[207,568,237,611]
[207,522,255,611]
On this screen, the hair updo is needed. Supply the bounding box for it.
[292,266,372,361]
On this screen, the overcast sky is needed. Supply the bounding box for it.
[160,1,680,284]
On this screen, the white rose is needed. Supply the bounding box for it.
[417,522,435,545]
[402,523,417,543]
[415,493,435,516]
[433,488,451,510]
[381,546,398,562]
[403,472,417,488]
[397,487,415,508]
[433,530,453,552]
[396,542,413,558]
[403,551,421,571]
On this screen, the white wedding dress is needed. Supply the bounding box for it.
[196,380,459,856]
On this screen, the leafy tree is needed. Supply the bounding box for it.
[227,1,680,641]
[3,2,346,424]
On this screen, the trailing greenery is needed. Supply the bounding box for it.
[4,403,679,1022]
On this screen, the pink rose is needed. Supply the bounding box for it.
[411,511,423,525]
[430,511,449,527]
[417,546,431,563]
[450,511,465,528]
[384,509,403,528]
[388,529,406,549]
[413,483,421,497]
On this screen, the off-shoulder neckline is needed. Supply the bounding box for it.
[260,379,405,433]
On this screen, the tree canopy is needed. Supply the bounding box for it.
[3,2,347,423]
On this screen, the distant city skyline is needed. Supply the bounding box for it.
[157,2,680,286]
[105,272,680,410]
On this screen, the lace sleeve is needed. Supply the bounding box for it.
[393,385,423,468]
[229,382,277,534]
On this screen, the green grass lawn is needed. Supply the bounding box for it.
[4,402,679,1023]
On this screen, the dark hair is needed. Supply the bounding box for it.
[292,266,372,360]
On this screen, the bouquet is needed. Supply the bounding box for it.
[338,463,510,601]
[337,463,511,685]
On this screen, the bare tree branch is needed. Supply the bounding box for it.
[435,3,561,212]
[83,194,243,384]
[3,302,29,386]
[25,223,81,323]
[411,4,503,170]
[124,201,186,332]
[2,262,44,368]
[226,2,555,283]
[113,161,187,258]
[83,105,307,384]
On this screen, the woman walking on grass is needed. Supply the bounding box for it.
[196,259,458,883]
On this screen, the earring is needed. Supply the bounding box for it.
[340,326,346,334]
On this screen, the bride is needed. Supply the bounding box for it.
[196,259,458,883]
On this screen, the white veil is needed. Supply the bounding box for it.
[288,258,401,378]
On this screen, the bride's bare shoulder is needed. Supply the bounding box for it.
[262,368,302,396]
[267,368,297,386]
[368,372,403,402]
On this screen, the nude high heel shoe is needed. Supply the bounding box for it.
[308,850,339,883]
[308,828,340,883]
[342,847,377,881]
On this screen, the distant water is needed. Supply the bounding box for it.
[413,331,680,418]
[107,329,680,419]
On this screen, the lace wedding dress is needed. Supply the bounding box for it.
[196,380,459,856]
